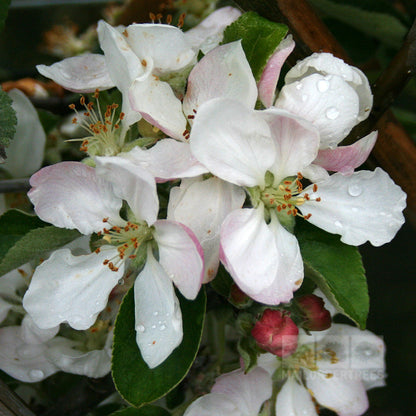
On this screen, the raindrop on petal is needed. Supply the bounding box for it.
[354,342,380,359]
[136,324,145,333]
[334,220,343,228]
[29,369,45,381]
[296,82,303,90]
[326,107,340,120]
[160,325,166,331]
[301,94,308,102]
[348,184,362,197]
[317,79,330,92]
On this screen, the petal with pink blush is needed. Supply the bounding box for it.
[190,98,275,187]
[314,131,377,175]
[37,54,114,93]
[28,162,123,235]
[153,220,204,300]
[258,35,295,108]
[183,41,257,120]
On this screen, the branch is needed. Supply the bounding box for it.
[0,179,30,193]
[0,379,36,416]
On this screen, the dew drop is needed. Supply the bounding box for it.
[351,207,358,213]
[334,220,343,228]
[166,312,170,317]
[326,107,339,120]
[328,142,337,150]
[301,94,308,102]
[153,311,159,316]
[296,82,303,90]
[118,278,125,285]
[136,324,145,333]
[348,184,362,197]
[317,79,329,92]
[29,369,45,381]
[151,325,156,329]
[160,325,166,331]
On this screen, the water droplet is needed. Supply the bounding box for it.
[354,342,380,359]
[296,82,303,90]
[328,142,337,149]
[326,107,339,120]
[169,274,175,280]
[317,79,329,92]
[160,325,166,331]
[301,94,308,102]
[118,278,125,285]
[136,324,145,333]
[29,369,45,381]
[348,184,362,197]
[151,325,156,329]
[166,312,170,317]
[334,220,343,228]
[153,311,159,316]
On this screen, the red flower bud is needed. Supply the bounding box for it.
[251,309,299,357]
[296,294,332,331]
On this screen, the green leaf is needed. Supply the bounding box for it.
[0,209,81,276]
[0,86,17,149]
[110,406,170,416]
[112,287,206,407]
[309,0,408,48]
[0,0,11,33]
[296,219,369,329]
[222,11,288,81]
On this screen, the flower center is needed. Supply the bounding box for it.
[95,218,153,272]
[68,90,125,157]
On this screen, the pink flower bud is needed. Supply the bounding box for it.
[296,294,332,331]
[251,309,299,357]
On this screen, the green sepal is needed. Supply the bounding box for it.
[296,219,369,329]
[222,11,288,81]
[237,336,258,373]
[112,287,206,407]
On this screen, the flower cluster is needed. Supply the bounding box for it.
[0,5,407,416]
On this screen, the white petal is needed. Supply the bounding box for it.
[37,54,114,93]
[258,35,295,108]
[3,89,46,178]
[129,76,187,141]
[260,107,320,182]
[305,369,369,416]
[256,352,281,376]
[46,336,111,378]
[183,41,257,120]
[28,162,123,234]
[126,24,195,73]
[314,131,377,175]
[184,393,240,416]
[301,168,406,246]
[95,155,158,225]
[220,208,279,298]
[190,98,275,187]
[21,315,59,345]
[301,163,330,183]
[134,250,183,368]
[184,6,242,54]
[275,378,318,416]
[153,220,204,300]
[285,52,373,122]
[123,140,208,182]
[23,246,123,330]
[212,368,272,415]
[167,177,246,282]
[0,326,58,382]
[275,73,360,148]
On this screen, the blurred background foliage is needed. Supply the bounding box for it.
[0,0,415,415]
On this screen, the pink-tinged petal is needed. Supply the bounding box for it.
[134,250,183,368]
[314,131,377,175]
[258,35,295,108]
[220,207,279,297]
[253,213,303,305]
[168,177,246,282]
[184,393,240,416]
[36,54,114,93]
[3,89,46,178]
[153,220,204,300]
[275,378,318,416]
[184,6,242,54]
[0,326,59,382]
[300,168,406,246]
[21,315,59,345]
[275,73,360,148]
[126,24,195,74]
[190,98,275,187]
[129,76,187,141]
[183,41,257,120]
[46,335,111,378]
[260,108,320,182]
[23,246,123,330]
[95,155,158,225]
[285,52,373,123]
[212,368,272,415]
[304,369,369,416]
[28,162,123,235]
[123,140,208,182]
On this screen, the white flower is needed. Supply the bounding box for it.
[24,157,204,368]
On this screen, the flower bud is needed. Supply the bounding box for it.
[228,283,252,308]
[296,294,332,331]
[251,309,299,357]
